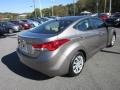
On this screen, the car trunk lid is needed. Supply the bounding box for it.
[18,31,58,57]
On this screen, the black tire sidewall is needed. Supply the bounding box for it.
[9,29,13,34]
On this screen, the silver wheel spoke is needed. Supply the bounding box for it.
[112,36,116,45]
[73,55,84,74]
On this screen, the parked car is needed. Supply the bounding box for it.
[99,13,109,21]
[0,21,20,34]
[47,16,61,20]
[21,19,39,27]
[0,23,8,36]
[30,17,47,24]
[10,20,31,30]
[10,20,24,30]
[29,18,41,24]
[92,13,109,21]
[106,12,120,27]
[17,16,116,77]
[80,11,92,16]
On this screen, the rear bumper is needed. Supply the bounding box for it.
[17,48,69,77]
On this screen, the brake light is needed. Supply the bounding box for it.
[32,39,70,51]
[24,24,28,26]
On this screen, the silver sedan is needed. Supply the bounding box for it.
[17,16,116,77]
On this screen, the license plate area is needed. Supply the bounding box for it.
[19,40,30,54]
[18,39,40,57]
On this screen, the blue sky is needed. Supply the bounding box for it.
[0,0,74,13]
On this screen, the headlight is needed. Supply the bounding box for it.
[14,26,18,29]
[116,18,120,21]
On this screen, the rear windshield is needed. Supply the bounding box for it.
[30,20,73,34]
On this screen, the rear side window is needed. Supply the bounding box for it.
[74,19,92,31]
[31,20,73,34]
[90,18,105,29]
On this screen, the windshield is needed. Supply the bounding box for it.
[30,20,74,34]
[10,21,19,24]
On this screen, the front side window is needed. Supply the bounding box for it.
[90,18,105,29]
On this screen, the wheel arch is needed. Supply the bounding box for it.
[78,49,87,62]
[113,31,116,39]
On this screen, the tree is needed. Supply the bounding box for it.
[27,0,120,18]
[53,5,69,16]
[42,8,51,16]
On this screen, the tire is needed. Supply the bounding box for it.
[9,29,14,34]
[109,34,116,47]
[68,52,85,77]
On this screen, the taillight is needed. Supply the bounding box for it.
[24,24,28,26]
[32,39,70,51]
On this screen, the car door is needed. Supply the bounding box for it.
[74,18,100,57]
[90,18,107,49]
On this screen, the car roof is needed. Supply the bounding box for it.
[58,16,90,22]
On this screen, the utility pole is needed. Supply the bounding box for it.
[104,0,107,13]
[52,5,54,16]
[96,0,99,14]
[73,0,76,16]
[109,0,112,15]
[33,0,37,17]
[51,0,54,16]
[38,0,42,17]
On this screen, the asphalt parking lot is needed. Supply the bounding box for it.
[0,28,120,90]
